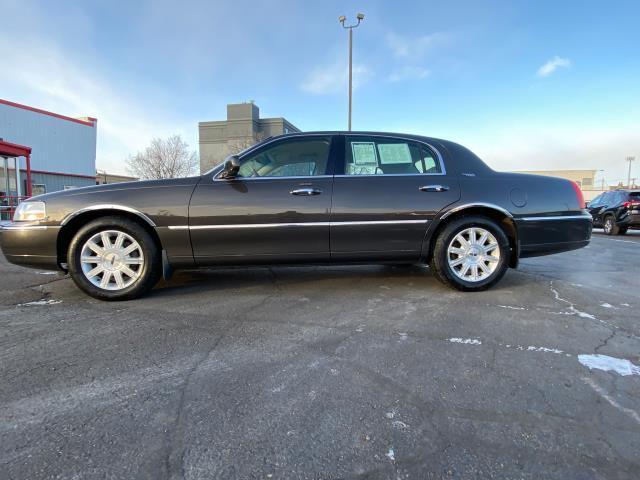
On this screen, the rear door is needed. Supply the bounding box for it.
[330,134,461,261]
[189,135,335,264]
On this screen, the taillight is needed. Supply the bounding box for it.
[623,201,640,208]
[570,181,585,208]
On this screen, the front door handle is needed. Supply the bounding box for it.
[290,187,322,196]
[419,185,450,192]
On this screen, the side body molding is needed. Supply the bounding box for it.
[60,204,157,227]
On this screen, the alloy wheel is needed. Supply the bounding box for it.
[447,227,501,282]
[80,230,145,290]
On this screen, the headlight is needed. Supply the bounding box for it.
[13,201,47,222]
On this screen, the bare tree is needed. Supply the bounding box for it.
[227,132,266,156]
[126,135,198,180]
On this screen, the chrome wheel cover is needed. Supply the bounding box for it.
[447,227,501,283]
[604,218,612,233]
[80,230,144,291]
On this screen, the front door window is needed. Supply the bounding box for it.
[238,137,331,178]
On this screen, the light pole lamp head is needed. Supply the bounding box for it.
[338,15,346,24]
[356,13,365,20]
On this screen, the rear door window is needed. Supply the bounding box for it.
[344,136,442,175]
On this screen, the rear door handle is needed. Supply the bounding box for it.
[290,187,322,196]
[419,185,449,192]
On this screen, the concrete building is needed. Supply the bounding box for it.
[0,99,97,196]
[198,102,300,173]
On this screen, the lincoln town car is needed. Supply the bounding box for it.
[0,132,592,300]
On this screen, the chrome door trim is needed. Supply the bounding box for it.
[60,204,157,227]
[518,214,592,221]
[169,219,429,230]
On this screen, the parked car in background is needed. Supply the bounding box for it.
[0,132,592,300]
[587,190,640,235]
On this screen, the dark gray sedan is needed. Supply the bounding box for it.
[0,132,592,300]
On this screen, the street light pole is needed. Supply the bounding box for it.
[339,13,364,131]
[626,156,636,188]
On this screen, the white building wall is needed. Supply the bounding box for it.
[0,101,96,177]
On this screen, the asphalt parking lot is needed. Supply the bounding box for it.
[1,230,639,479]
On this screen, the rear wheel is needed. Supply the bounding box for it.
[431,216,510,291]
[68,216,161,300]
[603,215,619,235]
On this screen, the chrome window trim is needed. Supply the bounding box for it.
[214,175,334,182]
[168,219,429,230]
[60,205,157,227]
[342,133,446,176]
[439,203,514,220]
[518,214,592,222]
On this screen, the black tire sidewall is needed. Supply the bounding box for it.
[68,217,161,300]
[434,216,510,291]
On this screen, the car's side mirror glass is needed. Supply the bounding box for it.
[219,155,240,179]
[584,201,590,208]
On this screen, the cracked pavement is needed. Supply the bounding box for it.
[1,230,639,479]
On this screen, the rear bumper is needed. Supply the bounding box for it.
[515,213,592,258]
[618,212,640,227]
[0,222,60,270]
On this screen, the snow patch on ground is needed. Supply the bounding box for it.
[36,271,58,275]
[386,448,395,462]
[397,332,408,341]
[448,337,482,345]
[391,420,409,429]
[600,303,616,309]
[496,305,526,310]
[526,346,564,354]
[578,354,640,376]
[17,299,62,307]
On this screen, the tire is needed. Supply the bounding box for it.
[430,216,510,291]
[68,216,162,300]
[603,215,619,235]
[618,227,628,235]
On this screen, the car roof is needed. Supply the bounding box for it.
[269,130,447,144]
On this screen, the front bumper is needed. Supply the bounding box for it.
[0,222,60,269]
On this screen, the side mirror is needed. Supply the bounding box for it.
[219,155,240,179]
[584,201,590,208]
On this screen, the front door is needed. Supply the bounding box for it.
[330,135,461,261]
[189,135,335,264]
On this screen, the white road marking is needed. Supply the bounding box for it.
[496,305,526,310]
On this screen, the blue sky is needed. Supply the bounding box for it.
[1,0,639,183]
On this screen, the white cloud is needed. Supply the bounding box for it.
[388,66,430,83]
[386,32,449,58]
[537,56,571,77]
[301,63,372,95]
[0,38,195,175]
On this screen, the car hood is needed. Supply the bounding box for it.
[30,176,202,202]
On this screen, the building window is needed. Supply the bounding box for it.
[582,177,593,187]
[31,184,46,196]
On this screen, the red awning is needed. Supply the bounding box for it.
[0,139,32,158]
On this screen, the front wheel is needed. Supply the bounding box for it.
[603,215,619,235]
[430,216,510,291]
[68,216,162,300]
